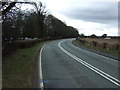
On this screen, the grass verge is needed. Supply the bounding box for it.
[2,41,48,88]
[73,40,120,57]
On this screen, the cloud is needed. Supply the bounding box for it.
[60,2,118,24]
[40,0,118,36]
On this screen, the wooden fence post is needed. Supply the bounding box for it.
[103,43,107,49]
[92,41,97,46]
[115,44,119,50]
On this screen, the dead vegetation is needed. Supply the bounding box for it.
[77,38,119,51]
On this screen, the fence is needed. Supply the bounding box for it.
[77,38,120,51]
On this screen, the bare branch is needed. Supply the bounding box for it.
[2,2,16,15]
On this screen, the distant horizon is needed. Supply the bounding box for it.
[79,34,119,37]
[78,33,119,37]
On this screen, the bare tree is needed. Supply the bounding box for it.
[1,2,16,15]
[30,2,48,38]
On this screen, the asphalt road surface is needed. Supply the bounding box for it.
[41,39,119,88]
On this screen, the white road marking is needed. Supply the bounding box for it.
[58,40,120,87]
[72,40,118,62]
[39,45,44,89]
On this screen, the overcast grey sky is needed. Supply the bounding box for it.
[22,0,119,36]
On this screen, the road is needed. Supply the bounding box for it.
[40,39,119,88]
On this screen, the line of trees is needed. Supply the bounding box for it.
[1,1,79,55]
[79,33,108,38]
[2,2,48,40]
[45,15,79,38]
[2,1,79,40]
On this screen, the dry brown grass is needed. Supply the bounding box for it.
[80,38,119,45]
[77,38,120,51]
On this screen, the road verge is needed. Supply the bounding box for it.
[72,40,119,61]
[2,41,46,88]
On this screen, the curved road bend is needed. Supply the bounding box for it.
[41,39,119,88]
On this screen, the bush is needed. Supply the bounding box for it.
[2,39,43,58]
[16,39,43,49]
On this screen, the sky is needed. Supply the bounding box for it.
[21,0,119,36]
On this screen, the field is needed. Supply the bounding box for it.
[78,37,119,50]
[80,38,119,45]
[74,37,120,56]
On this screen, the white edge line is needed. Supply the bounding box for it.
[72,40,119,62]
[39,44,44,89]
[58,40,120,87]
